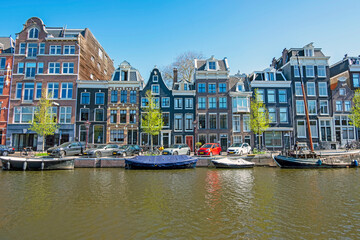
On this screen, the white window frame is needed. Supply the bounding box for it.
[161,97,170,108]
[37,62,44,74]
[174,114,183,131]
[233,115,241,132]
[319,100,329,115]
[307,82,316,96]
[296,100,305,115]
[345,101,351,112]
[297,120,306,138]
[174,98,183,109]
[18,62,24,74]
[279,108,288,123]
[28,28,39,39]
[317,65,326,77]
[185,114,193,131]
[61,83,73,99]
[62,62,74,74]
[306,65,315,77]
[185,98,193,109]
[151,84,159,95]
[153,75,158,82]
[209,113,217,129]
[318,82,328,96]
[295,82,303,96]
[339,88,346,96]
[59,106,72,124]
[63,45,75,55]
[162,112,170,128]
[95,92,105,105]
[49,45,62,55]
[307,100,317,115]
[48,62,60,74]
[198,114,206,129]
[208,83,216,93]
[39,43,45,55]
[310,120,318,138]
[243,115,250,132]
[79,108,90,121]
[294,65,303,78]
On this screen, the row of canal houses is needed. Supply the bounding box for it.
[0,17,359,151]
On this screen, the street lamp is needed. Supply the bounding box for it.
[85,120,91,150]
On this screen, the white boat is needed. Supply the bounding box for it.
[211,158,255,168]
[1,157,74,171]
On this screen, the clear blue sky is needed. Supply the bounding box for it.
[2,0,360,78]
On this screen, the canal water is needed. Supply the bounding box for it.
[0,168,359,239]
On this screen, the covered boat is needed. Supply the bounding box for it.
[125,155,197,169]
[1,157,74,171]
[212,158,255,168]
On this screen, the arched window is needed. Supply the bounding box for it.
[28,28,39,39]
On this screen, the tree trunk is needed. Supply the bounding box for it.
[42,134,45,153]
[258,131,261,150]
[150,134,153,153]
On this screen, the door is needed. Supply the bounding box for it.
[220,136,228,151]
[186,136,193,152]
[162,132,170,148]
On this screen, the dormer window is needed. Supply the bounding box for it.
[237,84,244,92]
[121,70,128,81]
[28,28,39,39]
[153,75,158,82]
[209,61,216,70]
[304,48,313,57]
[184,83,188,90]
[266,72,275,81]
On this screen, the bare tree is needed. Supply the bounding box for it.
[162,51,204,86]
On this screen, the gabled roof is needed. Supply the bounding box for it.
[195,56,229,71]
[0,37,15,54]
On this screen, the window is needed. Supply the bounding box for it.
[48,62,60,74]
[19,43,26,54]
[294,65,303,77]
[308,100,317,115]
[320,120,332,141]
[37,62,44,74]
[233,115,240,132]
[198,97,206,109]
[297,120,306,138]
[15,83,22,99]
[209,134,217,143]
[296,100,305,115]
[25,63,36,78]
[198,83,206,93]
[339,88,346,96]
[185,114,193,131]
[232,97,248,112]
[154,98,160,108]
[174,114,182,131]
[310,120,318,138]
[62,63,74,74]
[110,110,117,123]
[95,92,105,105]
[220,114,227,129]
[307,82,315,96]
[120,90,127,103]
[61,83,73,99]
[141,98,148,107]
[153,75,158,82]
[295,82,303,96]
[121,71,128,81]
[130,110,136,123]
[110,130,124,143]
[233,136,242,144]
[59,107,71,124]
[27,43,37,58]
[120,110,127,123]
[318,82,328,96]
[130,91,137,103]
[267,89,275,103]
[162,97,170,107]
[257,89,264,102]
[80,108,90,121]
[81,92,90,104]
[305,48,313,57]
[174,98,183,109]
[320,100,328,115]
[219,97,227,109]
[39,43,45,54]
[199,114,206,129]
[353,73,360,88]
[175,136,182,144]
[265,132,282,147]
[209,97,216,109]
[23,83,34,101]
[243,115,250,132]
[185,98,193,109]
[98,48,103,59]
[111,90,118,103]
[336,101,343,111]
[17,107,35,123]
[162,112,170,127]
[266,72,275,81]
[94,125,104,144]
[280,108,288,123]
[269,108,276,123]
[151,85,159,94]
[219,83,227,93]
[237,84,243,92]
[184,83,188,91]
[209,114,217,129]
[35,83,42,99]
[47,83,59,99]
[209,61,216,70]
[49,45,61,55]
[63,45,75,55]
[317,66,326,77]
[208,83,216,93]
[48,107,58,123]
[28,28,39,39]
[18,63,24,74]
[345,101,351,111]
[278,89,287,103]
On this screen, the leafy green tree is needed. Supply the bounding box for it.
[249,89,270,150]
[29,91,59,152]
[141,90,164,152]
[350,89,360,128]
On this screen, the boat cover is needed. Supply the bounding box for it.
[125,155,197,168]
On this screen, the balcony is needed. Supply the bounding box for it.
[232,106,250,113]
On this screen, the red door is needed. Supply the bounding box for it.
[186,136,193,152]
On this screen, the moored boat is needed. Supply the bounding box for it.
[1,157,75,171]
[125,155,197,169]
[212,158,255,168]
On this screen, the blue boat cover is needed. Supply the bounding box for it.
[125,155,197,168]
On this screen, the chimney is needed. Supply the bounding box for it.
[173,68,178,84]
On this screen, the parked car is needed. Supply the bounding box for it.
[47,142,85,158]
[162,144,191,155]
[113,145,142,157]
[227,143,251,155]
[83,144,120,158]
[197,143,222,156]
[0,145,15,156]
